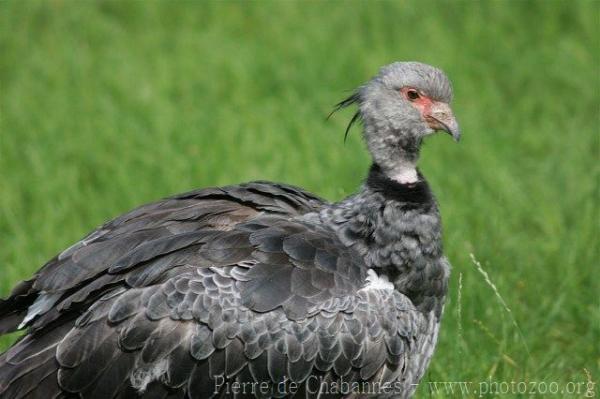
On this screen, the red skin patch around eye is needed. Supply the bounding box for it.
[399,87,458,137]
[399,87,434,115]
[399,87,447,131]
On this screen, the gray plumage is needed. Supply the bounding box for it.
[0,61,459,398]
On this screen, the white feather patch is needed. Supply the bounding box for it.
[18,292,62,329]
[130,359,169,393]
[361,269,394,291]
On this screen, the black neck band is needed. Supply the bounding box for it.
[366,164,433,205]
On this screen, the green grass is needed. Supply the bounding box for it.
[0,1,598,397]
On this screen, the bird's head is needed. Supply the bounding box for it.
[332,62,460,183]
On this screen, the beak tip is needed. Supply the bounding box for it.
[427,102,460,143]
[452,130,461,142]
[443,125,460,142]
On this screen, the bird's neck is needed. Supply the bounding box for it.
[364,124,423,184]
[317,164,447,315]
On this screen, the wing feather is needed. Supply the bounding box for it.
[0,182,439,398]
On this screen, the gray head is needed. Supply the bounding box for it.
[333,62,460,183]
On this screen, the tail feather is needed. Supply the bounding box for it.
[0,311,27,335]
[0,279,38,334]
[0,321,72,399]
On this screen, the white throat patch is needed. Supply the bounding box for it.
[390,167,418,184]
[362,269,395,291]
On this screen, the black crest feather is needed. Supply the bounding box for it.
[327,92,362,143]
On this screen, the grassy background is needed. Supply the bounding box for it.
[0,1,598,397]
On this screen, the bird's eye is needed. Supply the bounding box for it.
[406,89,420,101]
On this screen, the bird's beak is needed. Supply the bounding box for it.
[425,102,461,142]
